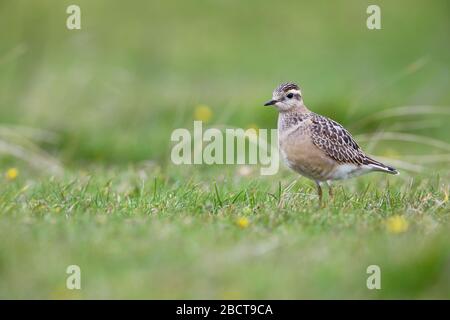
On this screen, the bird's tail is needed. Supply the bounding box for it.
[365,157,399,175]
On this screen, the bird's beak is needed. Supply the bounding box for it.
[264,99,277,106]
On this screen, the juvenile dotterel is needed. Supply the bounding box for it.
[264,82,398,203]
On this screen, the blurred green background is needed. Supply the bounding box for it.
[0,0,449,299]
[0,0,448,167]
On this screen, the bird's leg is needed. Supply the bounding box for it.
[326,181,333,198]
[316,181,323,206]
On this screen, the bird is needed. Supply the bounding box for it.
[264,82,398,204]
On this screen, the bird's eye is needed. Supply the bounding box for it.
[287,93,294,99]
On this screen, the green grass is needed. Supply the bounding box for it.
[0,0,449,299]
[0,167,448,299]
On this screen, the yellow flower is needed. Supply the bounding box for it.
[245,128,258,141]
[236,217,250,229]
[386,215,409,234]
[194,105,213,122]
[246,123,259,137]
[5,168,19,180]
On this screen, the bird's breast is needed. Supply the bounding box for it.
[278,127,336,181]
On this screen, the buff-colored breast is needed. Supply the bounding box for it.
[279,126,337,181]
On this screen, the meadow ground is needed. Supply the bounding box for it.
[0,1,449,298]
[0,167,449,299]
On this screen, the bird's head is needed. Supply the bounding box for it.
[264,82,303,112]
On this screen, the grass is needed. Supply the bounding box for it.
[0,167,448,299]
[0,0,449,299]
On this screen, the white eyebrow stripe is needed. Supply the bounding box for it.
[287,89,301,95]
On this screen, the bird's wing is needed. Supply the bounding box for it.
[310,113,367,165]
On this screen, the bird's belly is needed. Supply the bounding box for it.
[328,164,371,180]
[279,136,335,181]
